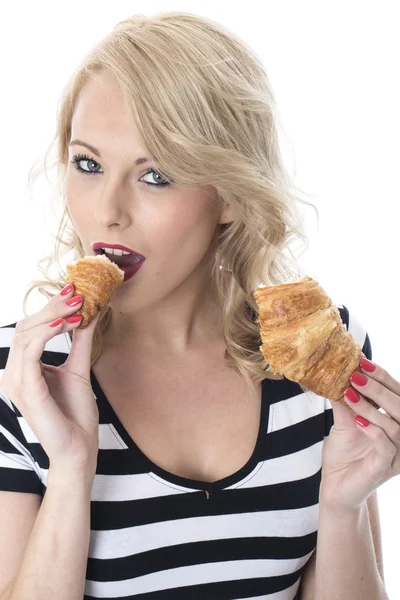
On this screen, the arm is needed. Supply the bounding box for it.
[312,492,388,600]
[4,469,93,600]
[299,491,386,600]
[365,490,385,583]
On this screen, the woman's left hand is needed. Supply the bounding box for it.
[320,357,400,512]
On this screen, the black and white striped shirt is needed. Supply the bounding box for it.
[0,303,371,599]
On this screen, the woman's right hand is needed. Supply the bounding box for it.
[0,284,104,479]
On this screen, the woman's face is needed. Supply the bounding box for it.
[65,71,234,313]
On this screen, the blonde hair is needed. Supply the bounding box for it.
[24,11,318,394]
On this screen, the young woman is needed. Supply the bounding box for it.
[0,11,395,600]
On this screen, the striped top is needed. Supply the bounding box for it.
[0,303,371,600]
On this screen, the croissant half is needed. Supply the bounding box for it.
[253,276,365,403]
[65,255,124,329]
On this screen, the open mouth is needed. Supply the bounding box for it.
[95,249,144,268]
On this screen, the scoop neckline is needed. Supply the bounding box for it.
[90,368,270,493]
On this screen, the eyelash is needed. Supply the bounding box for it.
[69,153,170,187]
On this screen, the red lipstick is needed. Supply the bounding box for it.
[91,242,146,282]
[92,242,145,260]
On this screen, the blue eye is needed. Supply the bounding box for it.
[69,153,170,187]
[70,153,102,175]
[141,167,170,187]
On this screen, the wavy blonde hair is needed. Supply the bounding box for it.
[24,11,318,394]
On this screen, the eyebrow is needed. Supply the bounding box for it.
[68,139,150,166]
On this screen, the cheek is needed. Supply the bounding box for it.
[152,198,219,256]
[65,176,89,234]
[65,173,79,213]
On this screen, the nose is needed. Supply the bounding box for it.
[94,183,132,229]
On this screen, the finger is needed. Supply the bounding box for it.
[15,316,83,399]
[16,284,79,333]
[1,286,85,435]
[344,387,400,446]
[64,306,106,376]
[359,357,400,397]
[330,399,359,430]
[349,368,400,422]
[352,417,398,481]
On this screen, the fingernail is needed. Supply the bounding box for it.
[60,283,74,296]
[65,315,82,323]
[50,318,64,328]
[60,283,73,296]
[354,416,370,427]
[360,357,376,372]
[344,387,360,403]
[350,371,368,386]
[66,295,82,307]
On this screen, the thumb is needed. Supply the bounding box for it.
[65,307,107,375]
[330,398,357,431]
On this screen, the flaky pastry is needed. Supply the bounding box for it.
[65,255,124,329]
[253,276,366,403]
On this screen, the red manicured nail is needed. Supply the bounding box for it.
[66,295,82,307]
[65,315,82,323]
[50,318,64,328]
[360,357,376,372]
[344,387,360,403]
[350,371,368,386]
[354,416,370,428]
[60,284,73,296]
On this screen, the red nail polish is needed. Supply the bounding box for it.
[360,357,376,372]
[65,315,82,324]
[344,387,360,403]
[60,283,73,296]
[350,371,368,386]
[354,416,370,427]
[66,295,82,307]
[50,318,64,328]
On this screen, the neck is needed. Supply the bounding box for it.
[102,266,225,357]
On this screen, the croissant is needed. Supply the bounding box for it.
[65,255,124,329]
[253,276,366,403]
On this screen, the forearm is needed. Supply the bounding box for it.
[313,499,388,600]
[8,469,94,600]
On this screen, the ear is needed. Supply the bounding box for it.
[218,202,238,225]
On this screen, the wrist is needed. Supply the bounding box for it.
[47,463,96,493]
[319,478,367,518]
[319,495,364,521]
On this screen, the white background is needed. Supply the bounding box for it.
[0,1,399,596]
